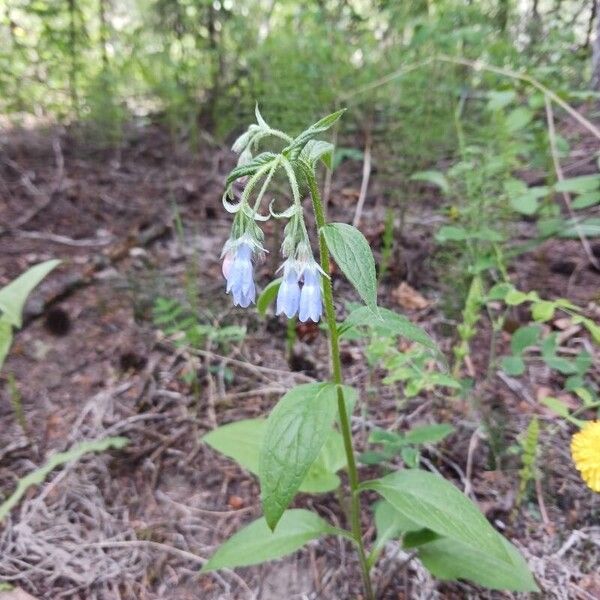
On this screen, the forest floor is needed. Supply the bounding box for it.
[0,122,599,600]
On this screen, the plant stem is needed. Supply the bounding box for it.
[305,168,375,600]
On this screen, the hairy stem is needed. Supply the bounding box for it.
[305,167,375,600]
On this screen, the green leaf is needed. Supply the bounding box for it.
[363,470,535,590]
[486,90,516,111]
[501,355,526,376]
[531,300,555,322]
[301,140,335,169]
[224,152,277,190]
[341,306,437,351]
[257,278,282,316]
[201,509,335,572]
[369,499,420,566]
[509,190,541,215]
[540,396,584,426]
[572,191,600,209]
[0,436,128,522]
[418,536,538,592]
[435,225,468,242]
[202,418,344,494]
[410,170,449,194]
[322,223,377,313]
[559,218,600,238]
[403,423,455,445]
[285,110,345,159]
[504,289,539,306]
[403,528,440,548]
[554,174,600,194]
[505,107,533,133]
[486,282,513,301]
[0,259,61,328]
[259,383,341,529]
[543,355,578,375]
[435,226,504,243]
[511,325,541,354]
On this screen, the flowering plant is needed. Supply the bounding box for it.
[202,109,538,597]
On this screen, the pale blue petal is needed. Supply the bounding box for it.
[276,269,300,317]
[298,268,322,323]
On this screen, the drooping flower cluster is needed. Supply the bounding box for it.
[276,258,323,322]
[220,107,325,322]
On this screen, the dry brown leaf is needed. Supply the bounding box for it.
[392,282,430,310]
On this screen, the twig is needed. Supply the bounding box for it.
[463,428,481,496]
[189,347,315,382]
[352,126,372,229]
[497,370,536,405]
[545,94,600,270]
[535,476,550,528]
[341,55,600,141]
[14,229,113,247]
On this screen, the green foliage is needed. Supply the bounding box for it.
[202,509,338,573]
[360,423,455,468]
[517,417,540,505]
[341,305,437,352]
[153,297,245,349]
[453,275,485,374]
[0,437,128,522]
[256,278,281,316]
[322,223,377,313]
[259,383,352,529]
[364,470,538,591]
[0,260,60,371]
[202,418,346,494]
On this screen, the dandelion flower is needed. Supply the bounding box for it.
[571,420,600,493]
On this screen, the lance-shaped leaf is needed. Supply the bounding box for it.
[364,470,507,558]
[202,418,346,493]
[259,383,346,530]
[322,223,377,313]
[285,109,345,160]
[418,536,538,592]
[341,306,437,351]
[201,509,337,572]
[257,278,282,316]
[0,259,61,328]
[301,140,335,170]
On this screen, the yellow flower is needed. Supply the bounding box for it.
[571,421,600,492]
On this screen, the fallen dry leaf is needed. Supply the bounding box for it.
[392,282,430,310]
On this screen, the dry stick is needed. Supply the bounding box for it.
[544,94,600,270]
[434,55,600,141]
[352,126,372,229]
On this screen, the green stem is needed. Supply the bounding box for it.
[305,168,375,600]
